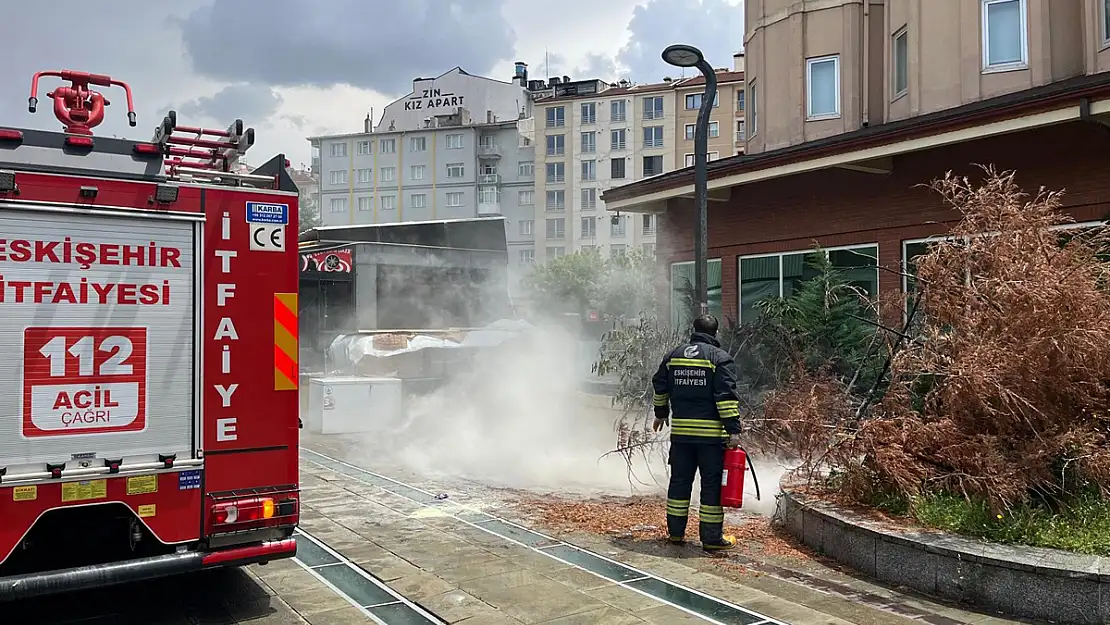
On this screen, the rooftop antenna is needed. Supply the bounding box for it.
[545,48,550,81]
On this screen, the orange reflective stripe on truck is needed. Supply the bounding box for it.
[274,293,298,391]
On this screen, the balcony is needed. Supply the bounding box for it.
[478,173,501,185]
[478,200,501,215]
[478,143,501,159]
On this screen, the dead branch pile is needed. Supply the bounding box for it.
[772,167,1110,510]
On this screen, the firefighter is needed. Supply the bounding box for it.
[651,314,742,552]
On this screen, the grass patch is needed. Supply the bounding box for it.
[877,491,1110,556]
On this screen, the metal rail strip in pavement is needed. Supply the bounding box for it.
[292,528,445,624]
[301,447,791,625]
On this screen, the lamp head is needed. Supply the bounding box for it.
[662,44,704,68]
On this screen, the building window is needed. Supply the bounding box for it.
[738,245,878,324]
[330,170,347,185]
[806,55,841,119]
[356,168,371,184]
[643,126,664,148]
[329,198,347,213]
[330,142,347,158]
[643,96,664,120]
[685,91,719,109]
[380,167,396,182]
[893,27,909,97]
[519,220,534,236]
[581,102,597,124]
[736,90,745,112]
[643,243,656,256]
[446,192,463,207]
[519,249,535,264]
[381,195,397,211]
[683,122,720,139]
[610,216,626,237]
[409,165,425,180]
[519,161,535,177]
[547,246,567,258]
[479,135,496,149]
[546,218,566,239]
[518,190,534,205]
[445,134,463,149]
[581,217,597,239]
[1104,0,1110,43]
[479,163,497,177]
[611,129,626,150]
[356,140,371,155]
[749,82,758,137]
[611,99,627,122]
[546,106,566,128]
[581,188,597,211]
[982,0,1027,70]
[410,193,427,209]
[643,155,663,177]
[642,214,655,235]
[357,196,373,212]
[546,134,565,156]
[409,136,427,151]
[581,132,596,153]
[736,121,746,142]
[671,259,723,328]
[611,244,627,256]
[380,139,396,153]
[478,187,500,204]
[545,162,565,184]
[581,160,596,181]
[446,163,465,178]
[684,124,696,140]
[546,190,565,211]
[611,158,626,179]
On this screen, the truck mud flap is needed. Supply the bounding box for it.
[0,551,203,602]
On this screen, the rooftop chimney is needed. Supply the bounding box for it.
[514,61,528,87]
[733,51,745,73]
[364,113,371,133]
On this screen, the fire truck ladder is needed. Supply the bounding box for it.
[151,110,273,186]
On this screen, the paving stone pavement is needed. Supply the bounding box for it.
[295,436,1030,625]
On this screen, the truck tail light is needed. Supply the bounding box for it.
[211,496,275,526]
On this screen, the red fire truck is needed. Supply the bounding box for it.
[0,70,300,601]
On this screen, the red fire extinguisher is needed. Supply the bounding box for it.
[721,447,761,508]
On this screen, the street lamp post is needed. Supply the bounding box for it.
[662,44,716,321]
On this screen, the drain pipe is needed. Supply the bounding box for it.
[862,0,871,128]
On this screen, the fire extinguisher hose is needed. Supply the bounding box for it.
[744,448,762,501]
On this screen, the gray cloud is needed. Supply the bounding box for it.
[177,0,517,96]
[177,84,283,122]
[616,0,745,82]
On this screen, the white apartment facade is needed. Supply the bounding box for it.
[308,64,544,288]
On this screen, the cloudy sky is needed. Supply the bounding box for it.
[4,0,743,168]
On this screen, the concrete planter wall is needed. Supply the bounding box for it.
[780,488,1110,624]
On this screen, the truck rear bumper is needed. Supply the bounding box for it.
[0,537,296,602]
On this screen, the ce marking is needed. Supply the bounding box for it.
[249,223,286,252]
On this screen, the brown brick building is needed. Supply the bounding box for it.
[601,0,1110,327]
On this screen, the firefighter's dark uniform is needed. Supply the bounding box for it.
[651,331,741,549]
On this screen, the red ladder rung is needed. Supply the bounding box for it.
[167,135,238,151]
[173,124,232,138]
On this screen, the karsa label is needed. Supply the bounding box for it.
[245,202,289,225]
[22,327,148,437]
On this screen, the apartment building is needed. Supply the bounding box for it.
[604,0,1110,333]
[308,64,544,288]
[673,55,747,166]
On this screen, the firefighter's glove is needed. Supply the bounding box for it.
[726,433,742,449]
[653,418,668,432]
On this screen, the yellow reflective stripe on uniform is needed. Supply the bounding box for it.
[666,358,716,369]
[699,504,725,523]
[671,418,727,438]
[716,400,740,419]
[666,498,690,517]
[653,393,670,406]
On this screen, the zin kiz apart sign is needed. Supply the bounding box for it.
[404,88,465,111]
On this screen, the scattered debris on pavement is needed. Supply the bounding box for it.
[505,493,808,560]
